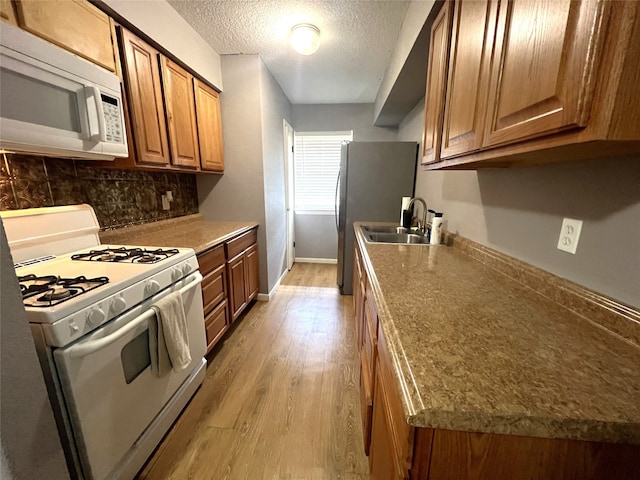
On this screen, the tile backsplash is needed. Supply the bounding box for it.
[0,154,199,230]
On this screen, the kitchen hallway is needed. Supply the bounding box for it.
[137,263,371,479]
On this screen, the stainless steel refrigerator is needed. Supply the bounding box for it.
[336,141,417,294]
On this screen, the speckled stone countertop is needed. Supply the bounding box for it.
[354,222,640,445]
[99,214,258,254]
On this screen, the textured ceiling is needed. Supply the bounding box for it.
[167,0,411,104]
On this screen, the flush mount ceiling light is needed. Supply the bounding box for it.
[290,23,320,55]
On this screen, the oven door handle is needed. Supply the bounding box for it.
[66,272,202,359]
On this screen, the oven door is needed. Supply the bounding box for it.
[53,272,206,480]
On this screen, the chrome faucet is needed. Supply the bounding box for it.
[407,197,428,234]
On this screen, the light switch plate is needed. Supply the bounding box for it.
[557,218,583,254]
[161,195,171,210]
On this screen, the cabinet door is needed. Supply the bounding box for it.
[160,57,201,169]
[441,0,497,159]
[194,79,225,172]
[421,2,452,165]
[370,367,400,480]
[484,0,606,147]
[14,0,115,71]
[119,29,170,166]
[360,356,374,456]
[0,0,17,25]
[244,244,259,302]
[228,253,247,322]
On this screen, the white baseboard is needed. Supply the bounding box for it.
[256,267,289,302]
[294,257,338,264]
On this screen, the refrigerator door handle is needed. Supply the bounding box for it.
[334,170,341,233]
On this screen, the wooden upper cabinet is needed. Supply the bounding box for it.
[0,0,17,25]
[119,28,170,167]
[421,2,452,165]
[161,57,201,169]
[483,0,606,147]
[194,79,225,172]
[13,0,116,71]
[440,0,496,159]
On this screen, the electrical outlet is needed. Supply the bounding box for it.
[166,190,173,201]
[161,195,171,210]
[557,218,583,254]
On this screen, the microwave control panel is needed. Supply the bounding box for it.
[101,94,124,144]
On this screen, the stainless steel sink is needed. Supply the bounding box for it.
[364,231,430,244]
[362,225,408,234]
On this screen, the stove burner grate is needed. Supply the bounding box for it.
[71,247,179,264]
[19,275,110,307]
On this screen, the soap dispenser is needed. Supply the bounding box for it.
[429,213,443,245]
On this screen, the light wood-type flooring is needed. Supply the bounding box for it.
[137,262,371,480]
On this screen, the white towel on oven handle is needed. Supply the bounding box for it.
[149,290,191,375]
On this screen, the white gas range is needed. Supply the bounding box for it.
[2,205,207,480]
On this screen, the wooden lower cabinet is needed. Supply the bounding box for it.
[198,229,259,352]
[367,314,640,480]
[226,228,259,323]
[357,242,640,480]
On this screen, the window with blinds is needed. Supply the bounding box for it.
[294,131,353,213]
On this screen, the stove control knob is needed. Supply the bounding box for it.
[145,280,161,296]
[110,296,127,315]
[86,308,105,327]
[181,263,192,276]
[171,267,182,282]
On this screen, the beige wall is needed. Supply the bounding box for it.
[399,98,640,309]
[198,55,293,295]
[292,104,397,141]
[375,0,435,120]
[259,60,292,289]
[197,55,268,292]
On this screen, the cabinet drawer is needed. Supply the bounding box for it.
[202,264,226,315]
[226,228,257,259]
[205,300,228,353]
[377,323,414,477]
[198,244,225,276]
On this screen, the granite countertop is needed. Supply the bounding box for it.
[354,222,640,445]
[99,214,258,254]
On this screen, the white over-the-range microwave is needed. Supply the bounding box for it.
[0,23,128,160]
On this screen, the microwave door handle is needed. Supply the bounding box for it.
[66,272,203,359]
[84,86,106,142]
